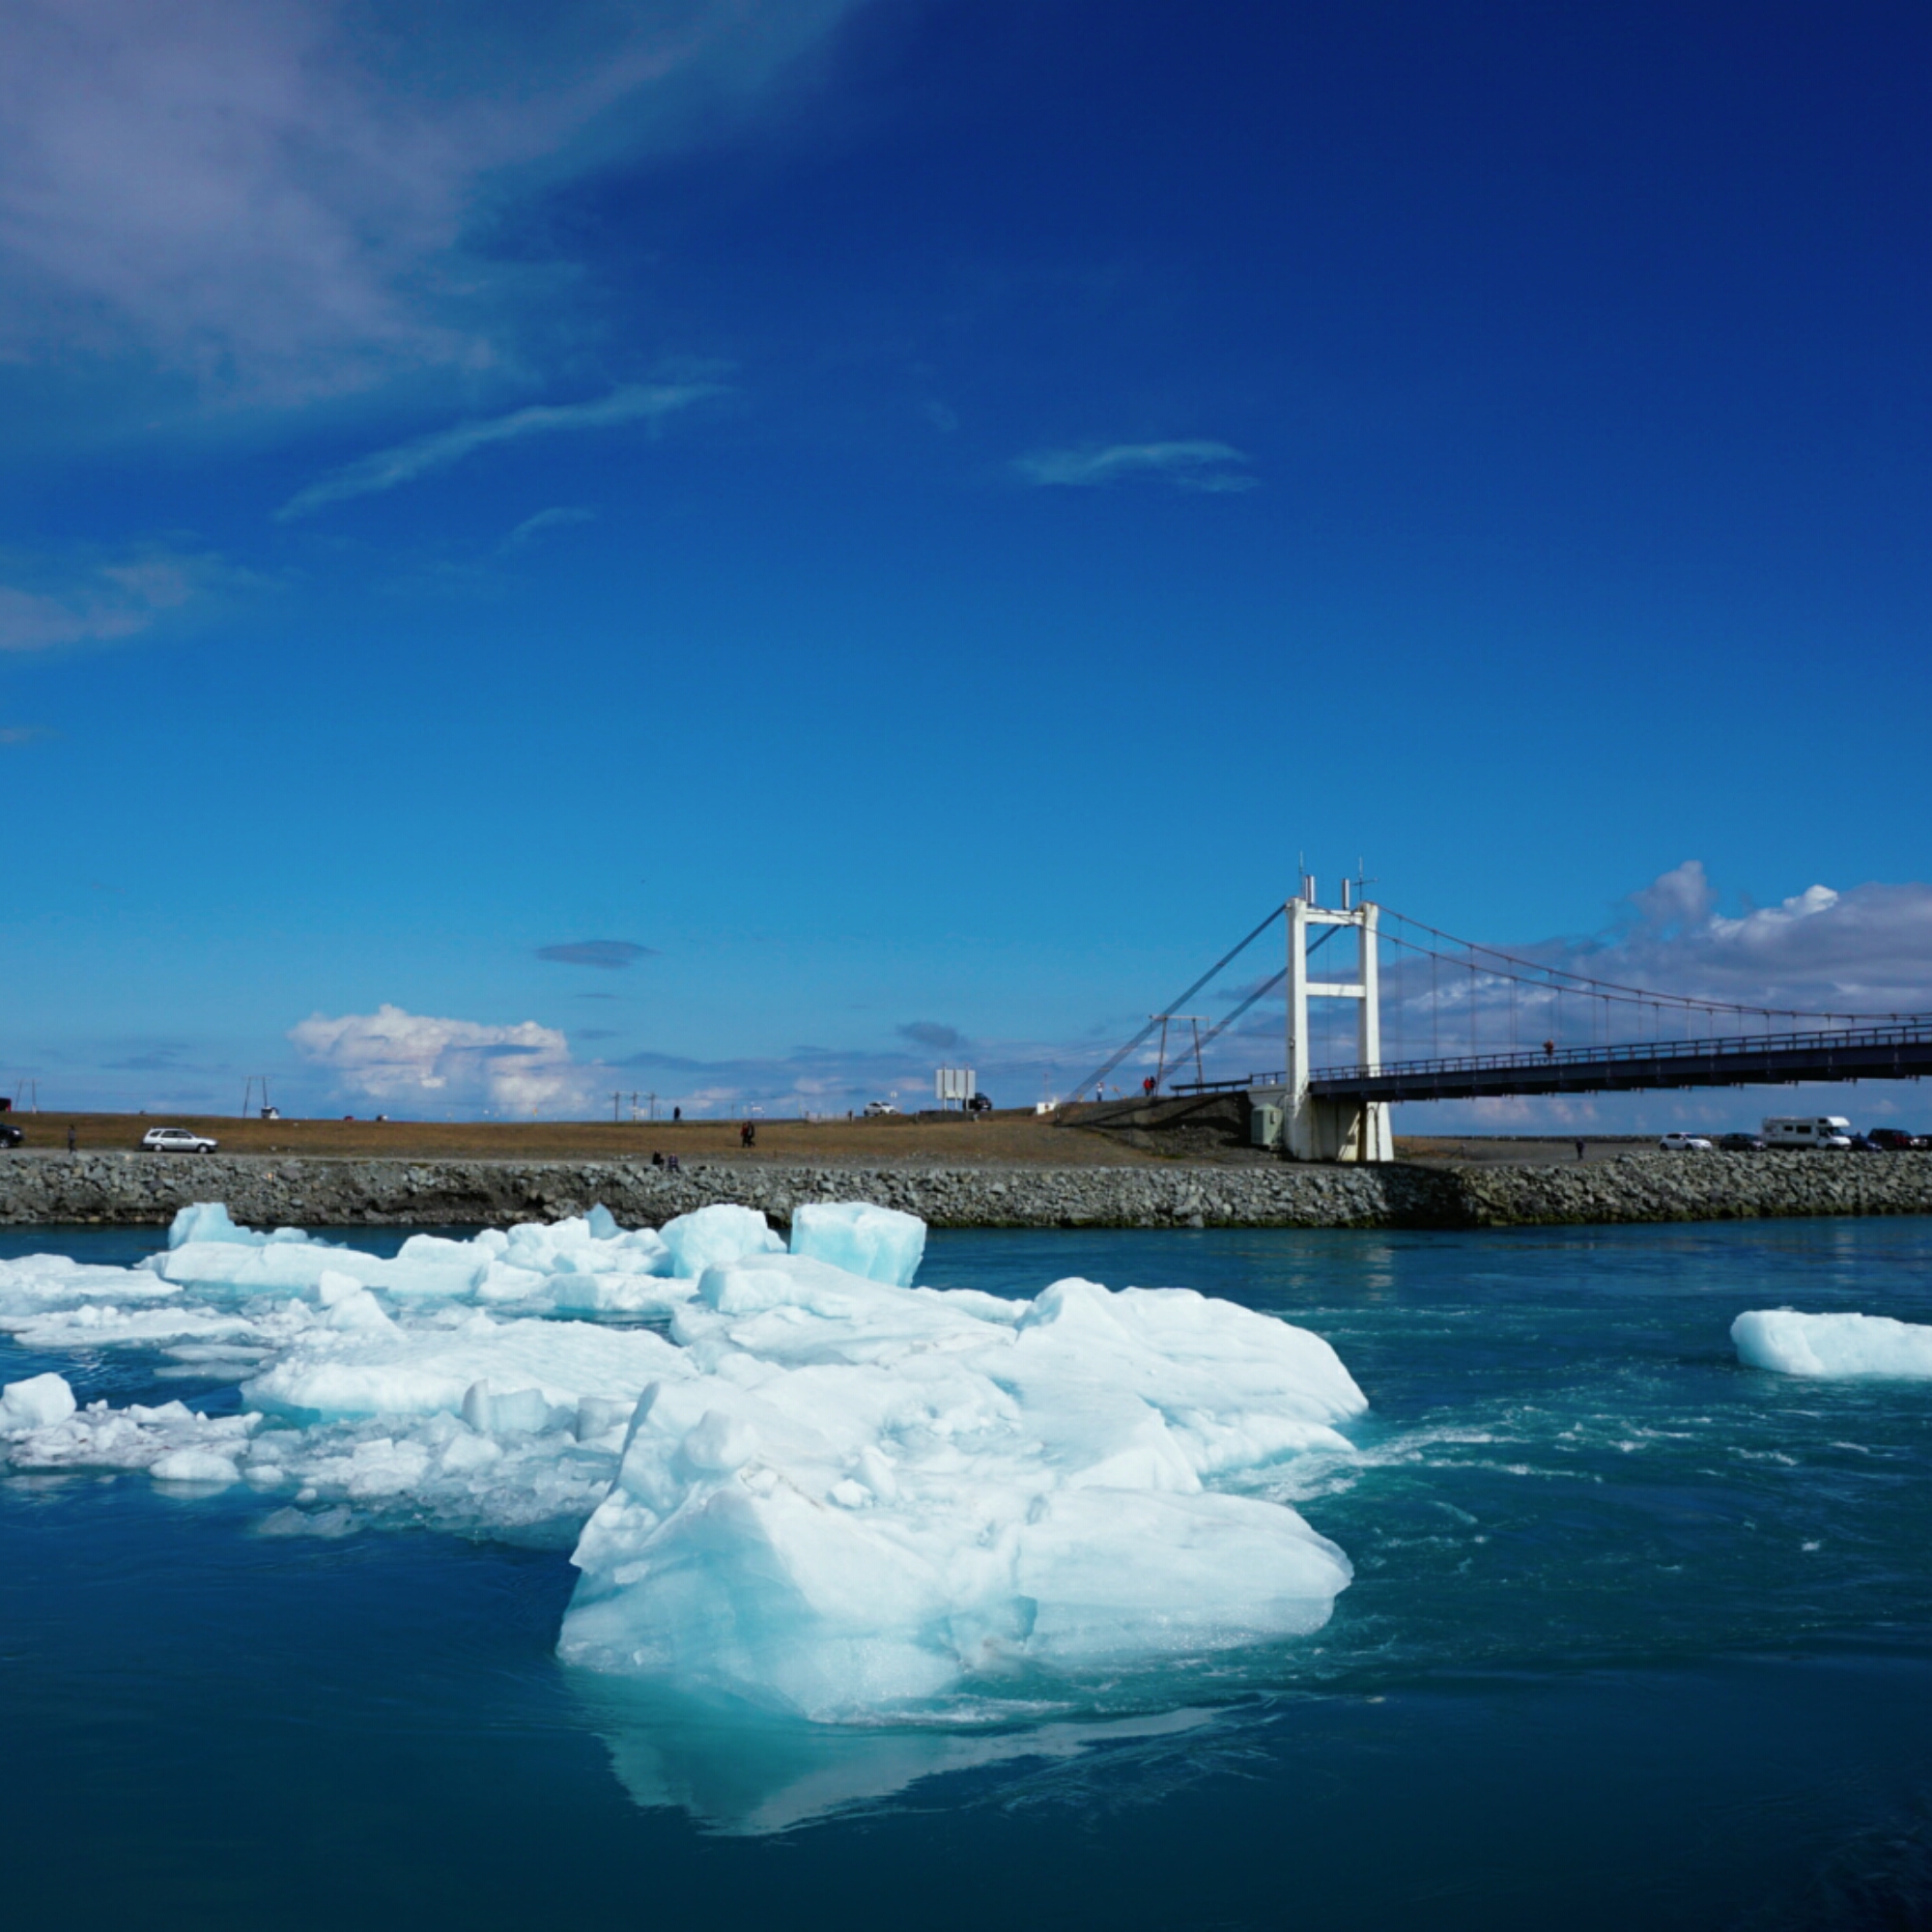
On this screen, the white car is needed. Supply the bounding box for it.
[141,1126,218,1153]
[862,1100,899,1118]
[1658,1132,1714,1152]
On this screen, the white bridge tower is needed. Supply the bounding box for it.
[1252,880,1392,1162]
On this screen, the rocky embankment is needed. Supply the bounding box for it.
[3,1150,1932,1231]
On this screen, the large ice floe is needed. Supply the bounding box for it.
[0,1199,1366,1720]
[1732,1308,1932,1379]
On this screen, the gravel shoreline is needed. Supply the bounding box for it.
[4,1151,1932,1231]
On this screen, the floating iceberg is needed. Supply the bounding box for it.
[0,1199,1370,1719]
[560,1254,1364,1719]
[1732,1309,1932,1379]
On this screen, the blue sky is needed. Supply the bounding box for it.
[4,0,1931,1126]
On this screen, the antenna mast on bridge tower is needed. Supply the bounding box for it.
[1258,873,1392,1162]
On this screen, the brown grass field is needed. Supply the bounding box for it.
[2,1107,1170,1165]
[1,1109,1634,1168]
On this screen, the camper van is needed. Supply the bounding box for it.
[1761,1115,1853,1151]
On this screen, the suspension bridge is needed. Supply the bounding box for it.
[1077,881,1932,1162]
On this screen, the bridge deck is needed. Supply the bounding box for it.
[1174,1020,1932,1105]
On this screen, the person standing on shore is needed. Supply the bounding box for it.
[1575,1137,1586,1160]
[67,1123,76,1152]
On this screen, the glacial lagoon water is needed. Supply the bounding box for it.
[6,1214,1932,1927]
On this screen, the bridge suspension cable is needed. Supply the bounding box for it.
[1067,902,1286,1101]
[1376,907,1917,1028]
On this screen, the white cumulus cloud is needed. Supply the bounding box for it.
[1543,862,1932,1015]
[289,1004,601,1114]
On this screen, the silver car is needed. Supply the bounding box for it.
[140,1125,218,1152]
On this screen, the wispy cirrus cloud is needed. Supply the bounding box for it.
[278,384,723,519]
[1014,440,1257,492]
[0,0,873,409]
[537,939,658,969]
[0,548,236,653]
[503,505,597,550]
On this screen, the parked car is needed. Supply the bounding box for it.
[140,1125,218,1153]
[1846,1133,1886,1152]
[1659,1132,1715,1151]
[1715,1132,1765,1152]
[862,1100,899,1118]
[0,1122,21,1149]
[966,1093,993,1114]
[1865,1127,1923,1151]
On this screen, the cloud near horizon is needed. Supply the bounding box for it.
[289,1004,600,1113]
[1014,440,1257,492]
[1531,862,1932,1016]
[278,384,723,519]
[536,939,658,969]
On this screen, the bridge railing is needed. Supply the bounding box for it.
[1163,1017,1932,1097]
[1166,1071,1286,1095]
[1311,1015,1932,1087]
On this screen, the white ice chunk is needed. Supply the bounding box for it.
[1733,1309,1932,1378]
[150,1446,242,1485]
[169,1201,265,1248]
[0,1371,77,1432]
[658,1205,784,1278]
[160,1238,480,1301]
[317,1271,400,1335]
[789,1202,927,1287]
[243,1312,691,1424]
[3,1396,257,1475]
[548,1271,699,1318]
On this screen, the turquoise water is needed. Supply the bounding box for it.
[6,1217,1932,1926]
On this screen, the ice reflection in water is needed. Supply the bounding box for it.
[572,1674,1218,1833]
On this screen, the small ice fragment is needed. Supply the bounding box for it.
[151,1447,242,1485]
[0,1371,77,1432]
[577,1396,635,1442]
[168,1202,264,1249]
[258,1504,356,1538]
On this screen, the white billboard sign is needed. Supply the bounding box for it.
[935,1066,977,1103]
